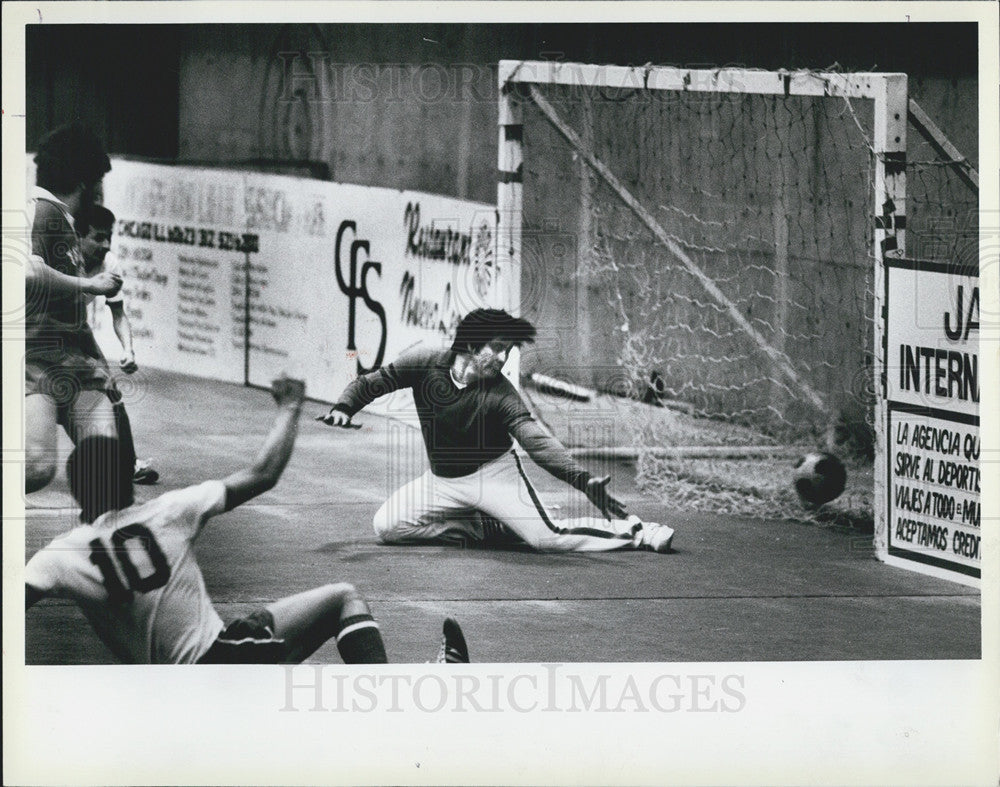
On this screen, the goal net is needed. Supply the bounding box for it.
[905,102,979,270]
[498,62,911,519]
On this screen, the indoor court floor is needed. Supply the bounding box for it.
[23,369,981,664]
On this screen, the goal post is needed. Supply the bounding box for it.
[496,60,906,522]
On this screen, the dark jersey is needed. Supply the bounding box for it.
[28,196,90,351]
[334,347,592,489]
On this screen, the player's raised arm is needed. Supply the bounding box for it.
[222,377,305,511]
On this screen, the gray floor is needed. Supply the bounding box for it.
[24,369,981,664]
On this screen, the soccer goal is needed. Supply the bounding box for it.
[497,60,980,581]
[498,59,907,437]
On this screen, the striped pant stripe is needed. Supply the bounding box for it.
[511,452,631,541]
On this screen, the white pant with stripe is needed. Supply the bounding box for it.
[373,451,640,552]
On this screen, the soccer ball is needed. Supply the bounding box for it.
[792,451,847,505]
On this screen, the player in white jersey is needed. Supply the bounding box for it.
[79,205,136,371]
[25,377,469,665]
[78,204,158,484]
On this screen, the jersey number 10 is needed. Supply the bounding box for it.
[89,523,170,603]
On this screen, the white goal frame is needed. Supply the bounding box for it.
[496,60,908,569]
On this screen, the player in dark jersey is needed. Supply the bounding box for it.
[318,309,675,553]
[25,377,469,665]
[25,123,126,493]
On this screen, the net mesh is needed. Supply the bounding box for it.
[907,130,979,269]
[516,74,888,522]
[515,71,975,523]
[521,79,876,437]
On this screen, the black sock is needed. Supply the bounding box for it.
[335,614,387,664]
[112,401,137,470]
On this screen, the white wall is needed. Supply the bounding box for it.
[29,158,504,403]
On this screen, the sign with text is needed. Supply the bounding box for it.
[101,161,250,383]
[886,261,979,417]
[27,158,501,404]
[886,407,981,579]
[237,176,500,403]
[882,257,980,585]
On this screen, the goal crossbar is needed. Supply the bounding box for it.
[500,60,902,100]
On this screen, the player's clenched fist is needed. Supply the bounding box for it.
[271,376,305,408]
[120,352,138,374]
[85,271,123,297]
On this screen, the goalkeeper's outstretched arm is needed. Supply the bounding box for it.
[511,418,628,520]
[317,346,435,426]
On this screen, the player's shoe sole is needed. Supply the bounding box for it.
[436,617,470,664]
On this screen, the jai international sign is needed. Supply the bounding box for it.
[882,254,980,585]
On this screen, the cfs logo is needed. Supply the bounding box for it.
[335,220,387,374]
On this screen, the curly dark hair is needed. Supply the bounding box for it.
[450,308,537,354]
[34,123,111,195]
[78,204,116,237]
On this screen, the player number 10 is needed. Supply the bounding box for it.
[88,524,170,604]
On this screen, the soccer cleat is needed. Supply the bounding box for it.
[435,617,470,664]
[640,521,675,553]
[133,460,160,485]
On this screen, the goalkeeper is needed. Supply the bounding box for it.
[318,309,675,553]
